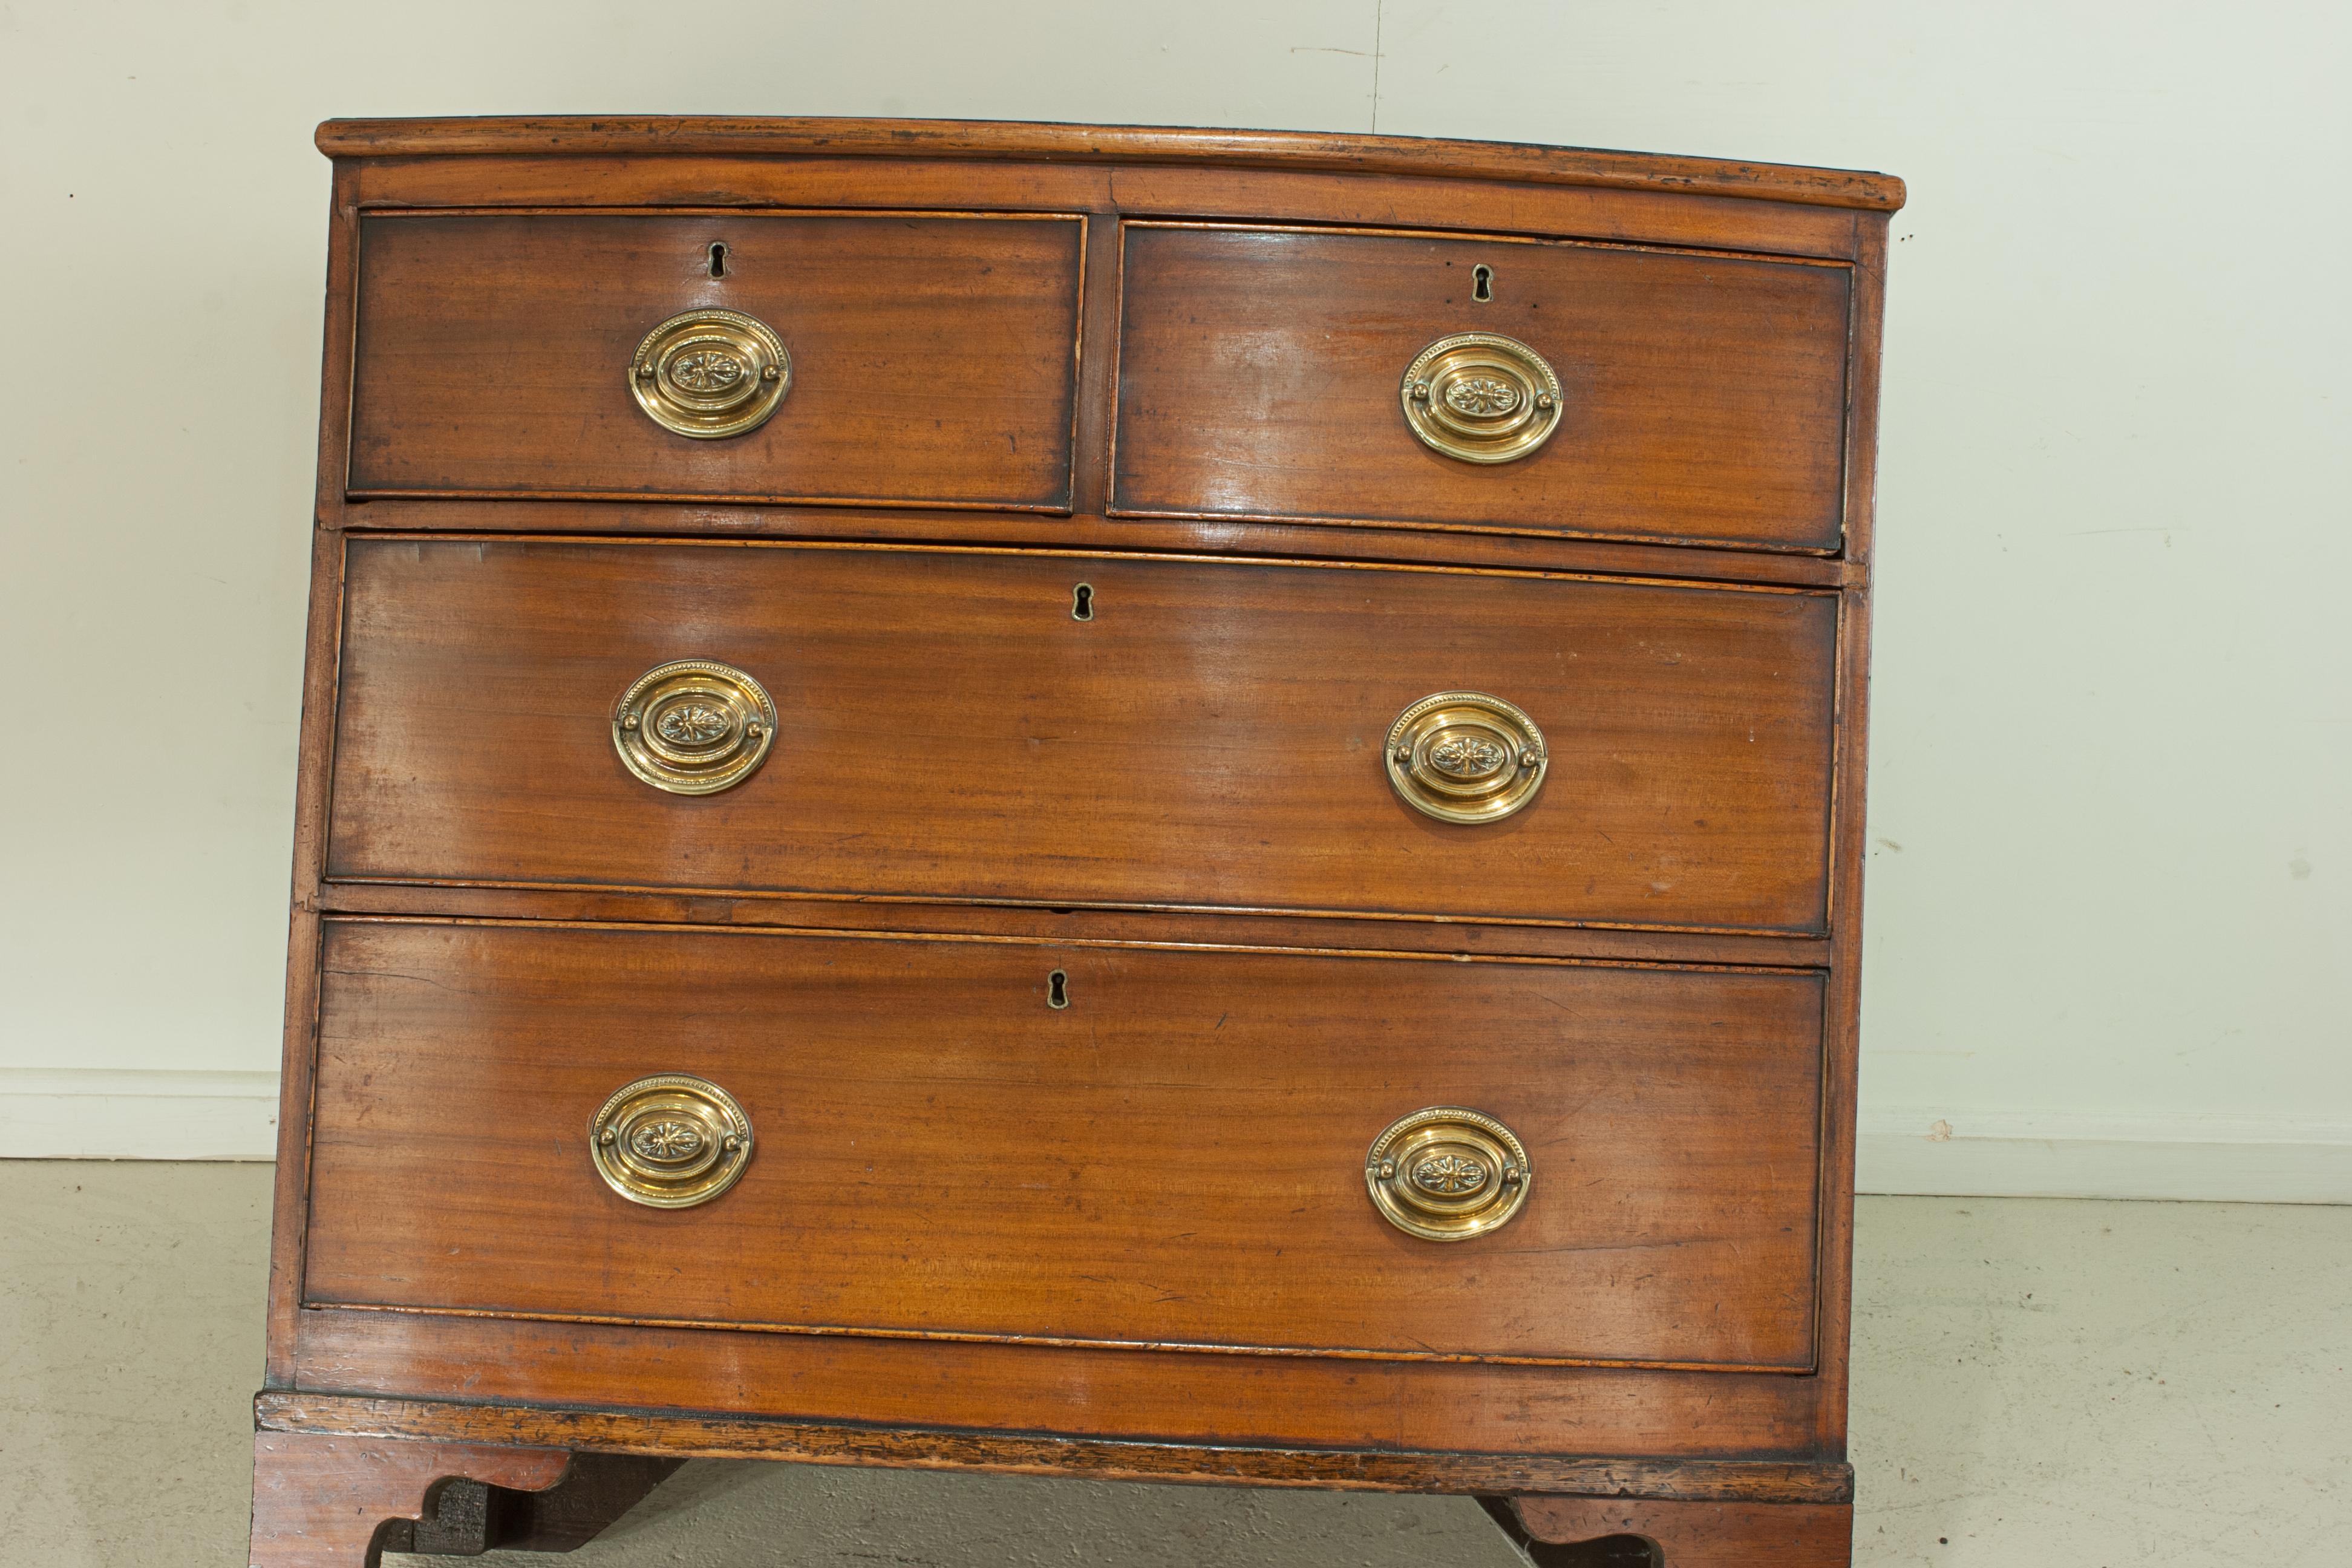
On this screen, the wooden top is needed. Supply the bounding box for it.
[313,116,1906,211]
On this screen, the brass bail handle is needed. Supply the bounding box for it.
[630,308,791,439]
[1400,332,1563,464]
[1385,691,1547,824]
[612,659,777,796]
[1365,1107,1532,1241]
[589,1074,755,1209]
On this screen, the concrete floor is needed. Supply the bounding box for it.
[0,1165,2343,1567]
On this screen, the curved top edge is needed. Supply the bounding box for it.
[313,116,1906,212]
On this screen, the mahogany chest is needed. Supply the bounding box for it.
[251,117,1900,1568]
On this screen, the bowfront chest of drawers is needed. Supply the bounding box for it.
[251,118,1901,1568]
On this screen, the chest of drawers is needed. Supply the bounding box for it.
[249,118,1900,1568]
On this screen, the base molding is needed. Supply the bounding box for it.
[0,1068,278,1160]
[253,1391,1852,1504]
[1857,1106,2352,1203]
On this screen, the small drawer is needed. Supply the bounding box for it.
[347,211,1085,509]
[1112,223,1852,550]
[324,537,1838,936]
[304,920,1825,1370]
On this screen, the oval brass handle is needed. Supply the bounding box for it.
[629,308,791,438]
[1399,332,1562,464]
[1365,1107,1532,1241]
[590,1074,754,1209]
[1386,691,1547,824]
[612,659,777,796]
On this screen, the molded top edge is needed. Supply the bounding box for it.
[313,116,1906,212]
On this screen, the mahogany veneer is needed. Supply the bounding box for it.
[349,212,1083,506]
[304,920,1824,1368]
[325,538,1838,933]
[1114,223,1852,549]
[256,116,1900,1568]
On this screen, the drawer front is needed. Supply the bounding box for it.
[326,538,1837,935]
[1113,224,1851,550]
[347,212,1083,508]
[304,920,1825,1369]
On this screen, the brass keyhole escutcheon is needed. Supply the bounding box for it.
[1365,1107,1531,1241]
[612,659,777,796]
[1400,332,1561,464]
[589,1074,754,1209]
[629,307,790,439]
[1385,691,1547,825]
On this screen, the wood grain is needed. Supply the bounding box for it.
[1808,212,1894,1440]
[304,918,1823,1368]
[344,157,1870,265]
[347,212,1082,507]
[307,881,1834,970]
[314,117,1907,212]
[266,158,364,1389]
[328,498,1866,587]
[1114,224,1852,551]
[258,1393,1854,1504]
[292,1307,1836,1465]
[324,538,1839,934]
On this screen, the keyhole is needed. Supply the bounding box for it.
[1047,970,1070,1009]
[1472,264,1494,303]
[708,242,729,278]
[1071,583,1094,621]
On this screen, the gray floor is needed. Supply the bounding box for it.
[0,1165,2343,1566]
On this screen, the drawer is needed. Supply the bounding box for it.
[304,920,1826,1369]
[347,212,1084,508]
[326,538,1838,935]
[1112,224,1852,550]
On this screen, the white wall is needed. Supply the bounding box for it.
[2,1,2345,1197]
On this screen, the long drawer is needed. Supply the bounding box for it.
[324,538,1838,935]
[1113,223,1853,550]
[346,212,1084,508]
[303,919,1825,1370]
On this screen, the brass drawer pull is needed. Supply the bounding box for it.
[629,308,791,438]
[612,659,777,796]
[1365,1107,1531,1241]
[590,1074,754,1209]
[1385,691,1547,824]
[1399,332,1561,464]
